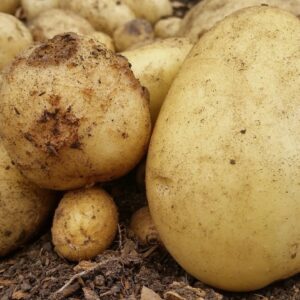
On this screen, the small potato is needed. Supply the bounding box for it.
[154,17,182,38]
[60,0,135,35]
[0,33,151,190]
[179,0,300,42]
[130,207,159,245]
[0,0,20,14]
[113,19,154,52]
[0,13,32,70]
[123,0,172,23]
[0,143,56,257]
[21,0,58,20]
[122,38,193,123]
[88,31,115,51]
[52,187,118,261]
[29,9,94,41]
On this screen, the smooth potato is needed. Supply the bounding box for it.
[21,0,59,20]
[0,13,32,70]
[0,143,56,257]
[147,7,300,292]
[59,0,135,34]
[52,187,118,261]
[179,0,300,42]
[29,9,94,41]
[154,17,182,39]
[88,31,115,51]
[122,38,193,123]
[0,33,151,190]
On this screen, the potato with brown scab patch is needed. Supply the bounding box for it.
[113,19,154,52]
[52,187,118,261]
[0,13,32,70]
[0,33,151,190]
[0,0,20,14]
[21,0,59,20]
[0,143,57,257]
[28,9,95,41]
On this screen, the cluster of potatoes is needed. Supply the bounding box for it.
[0,0,300,294]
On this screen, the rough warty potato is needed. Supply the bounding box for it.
[88,31,115,51]
[52,187,118,261]
[154,17,182,39]
[0,0,20,14]
[123,0,173,23]
[59,0,135,35]
[21,0,59,20]
[179,0,300,42]
[0,13,32,70]
[130,207,159,245]
[146,7,300,292]
[122,38,193,123]
[0,33,151,190]
[29,9,95,41]
[113,19,154,52]
[0,143,56,257]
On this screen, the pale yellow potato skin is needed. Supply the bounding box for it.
[0,33,151,190]
[179,0,300,42]
[130,206,159,245]
[52,187,118,261]
[59,0,135,35]
[122,38,193,123]
[0,13,32,70]
[154,17,182,39]
[0,143,56,257]
[146,7,300,292]
[0,0,20,14]
[123,0,172,23]
[88,31,115,51]
[29,9,95,41]
[21,0,59,20]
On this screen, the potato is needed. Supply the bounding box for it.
[179,0,300,42]
[29,9,94,41]
[88,31,115,51]
[52,187,118,261]
[0,143,56,257]
[130,207,159,245]
[113,19,154,52]
[0,0,20,14]
[122,38,193,123]
[59,0,135,35]
[154,17,182,39]
[21,0,58,20]
[0,33,151,190]
[123,0,172,23]
[0,13,32,70]
[146,7,300,292]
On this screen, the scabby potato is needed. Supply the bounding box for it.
[147,7,300,291]
[0,33,151,190]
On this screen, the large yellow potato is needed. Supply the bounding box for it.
[146,7,300,292]
[0,33,151,190]
[122,38,193,123]
[0,13,32,70]
[0,0,20,14]
[29,9,95,41]
[0,143,56,257]
[59,0,135,35]
[123,0,172,23]
[21,0,59,20]
[179,0,300,42]
[52,187,118,261]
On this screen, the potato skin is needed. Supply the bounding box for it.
[0,143,56,257]
[21,0,59,20]
[179,0,300,42]
[146,7,300,291]
[0,13,32,70]
[0,33,151,190]
[59,0,135,34]
[0,0,20,14]
[29,9,95,41]
[52,187,118,261]
[122,38,193,123]
[88,31,115,51]
[154,17,182,39]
